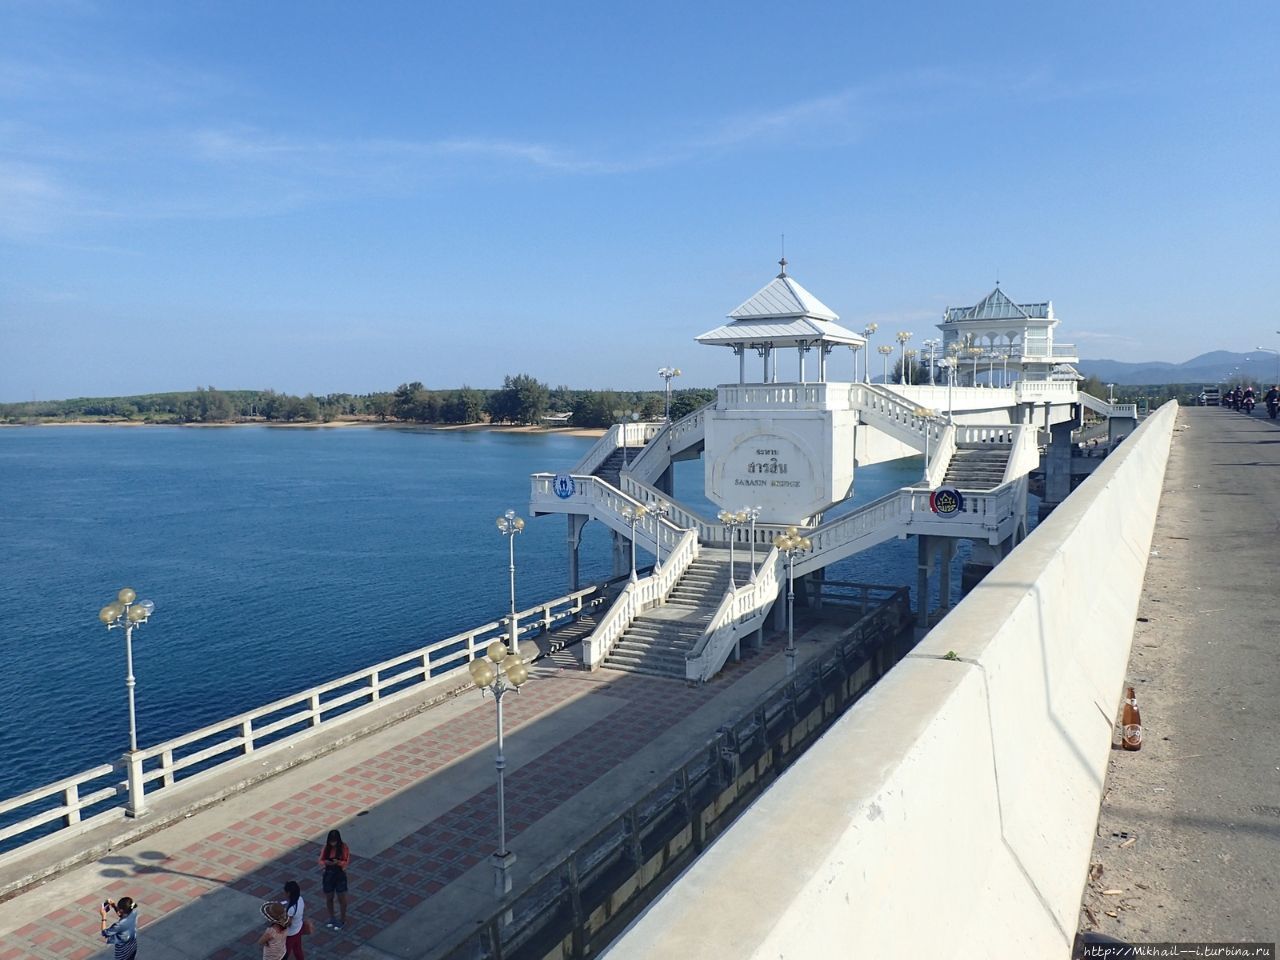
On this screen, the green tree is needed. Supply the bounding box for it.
[668,388,716,421]
[571,390,620,428]
[487,373,549,424]
[440,386,485,424]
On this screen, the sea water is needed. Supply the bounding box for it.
[0,426,970,801]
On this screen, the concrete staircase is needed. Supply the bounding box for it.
[592,447,634,487]
[942,443,1011,490]
[603,550,734,679]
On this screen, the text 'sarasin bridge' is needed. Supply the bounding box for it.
[531,263,1130,682]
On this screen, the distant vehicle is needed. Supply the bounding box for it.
[1201,386,1220,406]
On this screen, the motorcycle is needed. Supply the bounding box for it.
[1268,398,1279,419]
[1242,396,1256,414]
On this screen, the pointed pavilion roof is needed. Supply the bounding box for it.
[697,262,865,348]
[944,286,1053,323]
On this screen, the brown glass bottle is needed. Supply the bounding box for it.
[1121,686,1142,751]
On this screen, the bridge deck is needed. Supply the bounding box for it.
[0,619,849,960]
[1079,406,1280,944]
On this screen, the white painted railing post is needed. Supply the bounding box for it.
[371,670,381,702]
[241,719,254,755]
[162,749,174,787]
[309,693,322,727]
[123,750,147,818]
[63,784,80,827]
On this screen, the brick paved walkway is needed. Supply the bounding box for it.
[2,643,785,960]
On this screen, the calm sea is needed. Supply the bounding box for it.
[0,425,963,801]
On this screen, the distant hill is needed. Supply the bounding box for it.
[1079,350,1280,385]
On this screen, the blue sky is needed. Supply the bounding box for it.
[2,0,1278,401]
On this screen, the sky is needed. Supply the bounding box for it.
[2,0,1279,401]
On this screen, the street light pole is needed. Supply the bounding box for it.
[772,528,812,676]
[622,503,648,581]
[496,510,525,646]
[742,505,762,581]
[647,500,670,570]
[895,331,913,385]
[98,587,156,817]
[468,640,530,898]
[861,324,879,383]
[915,408,938,482]
[717,510,746,588]
[612,408,638,466]
[657,367,682,421]
[877,345,893,384]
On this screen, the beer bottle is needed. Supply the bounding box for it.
[1121,686,1142,751]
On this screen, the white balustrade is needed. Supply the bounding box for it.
[0,584,603,861]
[582,529,700,669]
[685,548,784,682]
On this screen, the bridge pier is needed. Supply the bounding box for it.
[914,535,955,629]
[566,514,587,591]
[611,530,629,579]
[1039,418,1074,520]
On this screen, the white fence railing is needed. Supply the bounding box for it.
[572,422,665,477]
[716,382,846,412]
[1015,380,1079,402]
[0,585,604,862]
[685,548,784,683]
[1079,392,1139,420]
[850,383,949,452]
[582,529,700,669]
[1002,424,1042,485]
[925,424,957,489]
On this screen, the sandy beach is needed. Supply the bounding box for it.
[0,418,608,438]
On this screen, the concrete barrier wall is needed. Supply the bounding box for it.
[603,401,1178,960]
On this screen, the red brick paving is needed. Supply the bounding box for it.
[8,650,779,959]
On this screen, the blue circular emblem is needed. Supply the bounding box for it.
[929,486,965,516]
[553,474,576,500]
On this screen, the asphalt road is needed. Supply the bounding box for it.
[1079,405,1280,945]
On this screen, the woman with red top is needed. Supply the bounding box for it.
[318,828,351,930]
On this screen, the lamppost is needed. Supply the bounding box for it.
[496,509,525,646]
[877,345,894,384]
[1107,383,1116,404]
[621,503,647,581]
[922,339,940,384]
[938,359,955,423]
[647,500,670,570]
[1255,347,1279,384]
[612,409,639,466]
[468,640,530,898]
[717,509,746,588]
[968,346,983,386]
[98,587,155,817]
[915,407,939,482]
[657,367,682,421]
[904,348,918,386]
[741,505,762,581]
[862,323,879,383]
[772,527,812,676]
[895,331,913,384]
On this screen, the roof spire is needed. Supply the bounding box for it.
[777,256,788,278]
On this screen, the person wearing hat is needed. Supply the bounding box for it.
[258,901,289,960]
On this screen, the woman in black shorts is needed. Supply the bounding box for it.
[318,829,350,930]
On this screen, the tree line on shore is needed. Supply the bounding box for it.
[0,377,718,428]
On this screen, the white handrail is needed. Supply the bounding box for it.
[925,424,957,489]
[0,583,603,858]
[581,529,700,669]
[685,548,784,683]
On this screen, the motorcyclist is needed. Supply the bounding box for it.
[1265,385,1280,419]
[1242,385,1256,413]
